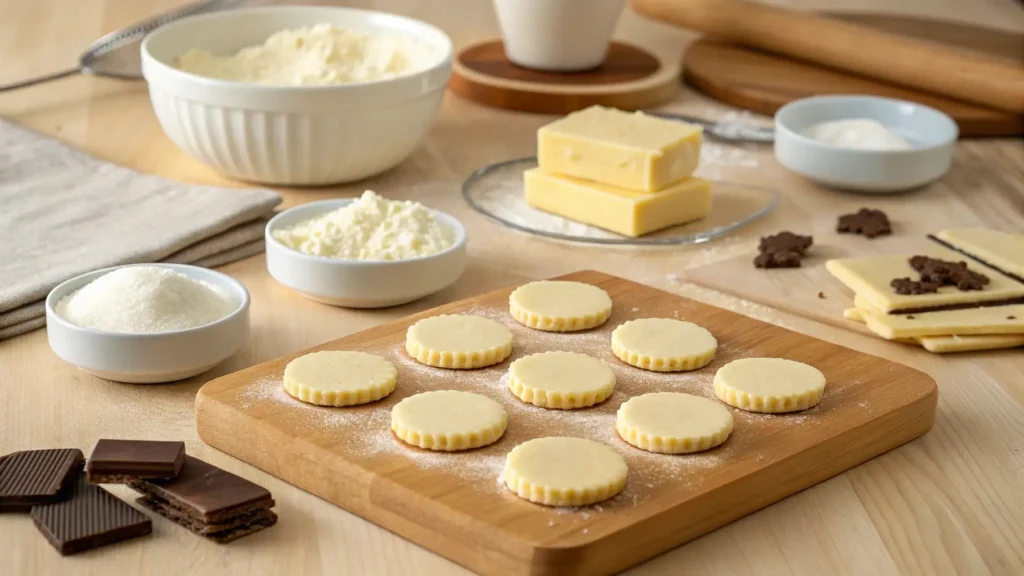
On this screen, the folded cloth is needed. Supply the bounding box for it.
[0,119,281,340]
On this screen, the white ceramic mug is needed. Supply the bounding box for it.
[493,0,626,71]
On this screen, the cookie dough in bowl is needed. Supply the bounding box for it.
[611,318,717,372]
[714,358,826,413]
[509,280,613,332]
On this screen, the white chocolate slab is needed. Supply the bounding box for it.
[825,246,1024,312]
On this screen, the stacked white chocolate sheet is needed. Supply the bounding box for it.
[826,228,1024,353]
[525,106,711,237]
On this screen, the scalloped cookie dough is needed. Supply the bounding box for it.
[714,358,825,413]
[509,281,613,332]
[391,390,508,451]
[284,351,397,406]
[406,314,513,369]
[502,437,627,507]
[507,352,615,409]
[616,392,733,454]
[611,318,717,372]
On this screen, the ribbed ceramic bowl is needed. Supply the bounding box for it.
[46,264,250,384]
[141,6,453,185]
[266,199,467,308]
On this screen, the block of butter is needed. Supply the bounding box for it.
[538,106,703,192]
[524,168,711,237]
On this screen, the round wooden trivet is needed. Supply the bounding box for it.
[682,14,1024,138]
[450,40,678,114]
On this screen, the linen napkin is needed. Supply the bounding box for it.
[0,119,282,340]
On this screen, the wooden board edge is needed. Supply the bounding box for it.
[527,377,938,576]
[195,388,536,576]
[449,68,679,114]
[680,39,1024,138]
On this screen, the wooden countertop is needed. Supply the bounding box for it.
[2,1,1023,574]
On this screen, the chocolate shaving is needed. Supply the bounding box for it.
[754,250,803,269]
[891,277,940,295]
[908,255,989,291]
[754,231,813,269]
[1009,316,1017,320]
[837,208,891,239]
[758,232,813,256]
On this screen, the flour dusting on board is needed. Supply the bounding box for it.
[227,294,823,520]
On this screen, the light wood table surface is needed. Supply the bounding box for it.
[2,1,1023,574]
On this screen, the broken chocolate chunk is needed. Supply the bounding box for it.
[890,277,940,295]
[909,255,990,291]
[754,250,803,269]
[817,292,825,299]
[837,208,891,238]
[758,231,813,256]
[1009,316,1017,320]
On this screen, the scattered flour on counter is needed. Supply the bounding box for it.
[227,298,822,516]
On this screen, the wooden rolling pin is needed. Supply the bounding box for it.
[630,0,1024,113]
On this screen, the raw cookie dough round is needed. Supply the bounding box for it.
[391,390,508,451]
[284,351,397,407]
[503,437,627,506]
[616,392,733,454]
[714,358,826,413]
[507,351,616,409]
[406,314,513,369]
[611,318,717,372]
[509,281,612,332]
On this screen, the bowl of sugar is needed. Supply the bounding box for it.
[774,95,958,193]
[45,264,250,384]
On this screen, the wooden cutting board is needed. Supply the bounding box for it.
[683,14,1024,137]
[195,270,937,576]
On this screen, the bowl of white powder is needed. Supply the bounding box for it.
[266,192,466,308]
[46,264,250,384]
[141,6,452,185]
[774,95,957,193]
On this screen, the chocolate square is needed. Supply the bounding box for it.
[86,440,186,483]
[31,474,151,555]
[0,449,84,512]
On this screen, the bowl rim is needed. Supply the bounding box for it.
[45,263,251,339]
[140,5,454,92]
[265,198,468,266]
[774,94,959,155]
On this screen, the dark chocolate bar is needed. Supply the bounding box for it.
[0,449,84,512]
[127,456,275,542]
[86,439,186,483]
[31,473,151,555]
[136,496,278,543]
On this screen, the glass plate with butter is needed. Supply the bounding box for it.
[463,157,778,246]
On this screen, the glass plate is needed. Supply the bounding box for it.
[462,157,779,246]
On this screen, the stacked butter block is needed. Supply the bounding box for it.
[525,105,710,237]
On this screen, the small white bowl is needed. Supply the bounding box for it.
[774,95,958,193]
[141,6,453,185]
[266,199,467,308]
[45,264,250,384]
